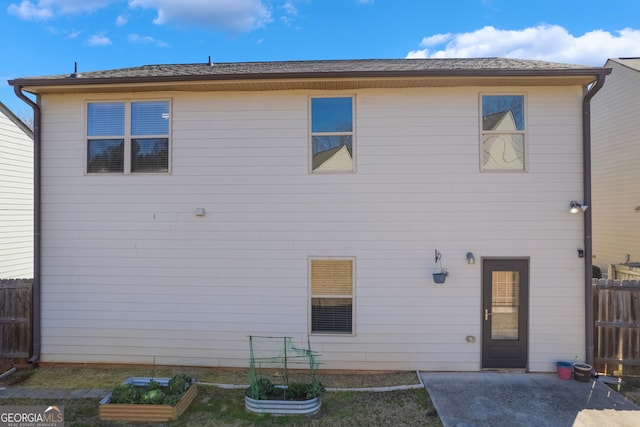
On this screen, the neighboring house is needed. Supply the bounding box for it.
[591,58,640,274]
[9,58,609,372]
[0,102,33,279]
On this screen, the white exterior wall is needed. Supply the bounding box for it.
[39,86,586,372]
[0,105,33,278]
[592,60,640,272]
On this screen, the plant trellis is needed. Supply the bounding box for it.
[248,335,321,397]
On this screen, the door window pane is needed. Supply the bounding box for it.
[491,271,519,340]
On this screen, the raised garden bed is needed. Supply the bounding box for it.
[98,376,197,422]
[245,393,321,415]
[245,377,324,415]
[246,336,325,415]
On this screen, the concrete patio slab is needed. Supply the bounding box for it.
[420,372,638,427]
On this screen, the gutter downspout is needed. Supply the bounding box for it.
[14,85,41,365]
[582,74,606,367]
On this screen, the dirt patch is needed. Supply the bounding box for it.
[0,366,34,387]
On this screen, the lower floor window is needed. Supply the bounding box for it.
[310,258,354,334]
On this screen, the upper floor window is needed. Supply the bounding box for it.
[310,97,354,173]
[87,100,170,174]
[481,95,525,171]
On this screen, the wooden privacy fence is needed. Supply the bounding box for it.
[593,279,640,376]
[0,279,32,360]
[609,263,640,281]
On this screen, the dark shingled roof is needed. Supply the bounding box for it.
[10,58,608,85]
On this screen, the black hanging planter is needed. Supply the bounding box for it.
[432,271,448,284]
[432,250,448,284]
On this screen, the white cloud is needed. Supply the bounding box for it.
[40,0,112,13]
[406,24,640,66]
[86,33,112,46]
[8,0,115,20]
[129,0,272,33]
[10,0,278,34]
[280,1,298,26]
[8,1,54,20]
[420,33,453,47]
[282,1,297,16]
[128,33,169,47]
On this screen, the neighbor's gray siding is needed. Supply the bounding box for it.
[39,86,586,372]
[0,105,33,279]
[592,59,640,272]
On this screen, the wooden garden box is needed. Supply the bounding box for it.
[98,377,197,422]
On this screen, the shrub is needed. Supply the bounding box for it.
[306,380,325,399]
[593,265,602,279]
[286,382,308,399]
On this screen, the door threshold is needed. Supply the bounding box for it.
[481,368,527,373]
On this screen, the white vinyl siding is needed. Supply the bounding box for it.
[0,106,33,279]
[38,86,585,372]
[592,59,640,272]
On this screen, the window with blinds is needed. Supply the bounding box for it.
[87,100,170,174]
[310,258,354,334]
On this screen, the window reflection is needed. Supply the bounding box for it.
[87,139,124,173]
[132,138,169,172]
[311,97,354,172]
[482,95,524,131]
[481,95,525,171]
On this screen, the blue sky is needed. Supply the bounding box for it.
[2,0,640,118]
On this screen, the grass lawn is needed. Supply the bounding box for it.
[3,365,638,427]
[0,366,442,427]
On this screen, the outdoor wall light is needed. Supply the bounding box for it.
[195,207,206,217]
[466,252,475,264]
[569,201,588,214]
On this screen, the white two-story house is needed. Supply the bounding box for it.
[9,58,609,371]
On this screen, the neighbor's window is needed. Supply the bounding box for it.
[87,100,170,174]
[481,95,525,171]
[310,258,354,334]
[310,97,354,173]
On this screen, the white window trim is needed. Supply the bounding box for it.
[85,99,172,175]
[308,95,356,174]
[479,93,528,173]
[308,256,356,336]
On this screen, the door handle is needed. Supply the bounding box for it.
[484,309,493,321]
